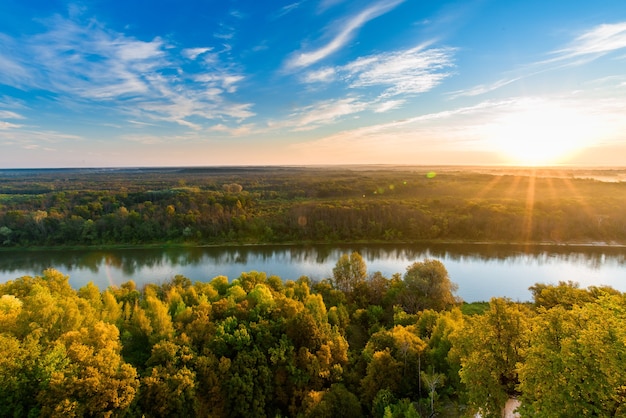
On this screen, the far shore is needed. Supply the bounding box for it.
[1,239,625,253]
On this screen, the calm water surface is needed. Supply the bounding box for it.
[1,243,625,302]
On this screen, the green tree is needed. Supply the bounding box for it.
[333,252,367,293]
[139,341,198,417]
[399,259,458,313]
[304,383,363,418]
[421,370,445,416]
[361,348,403,406]
[452,298,531,417]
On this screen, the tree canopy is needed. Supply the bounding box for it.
[0,255,624,417]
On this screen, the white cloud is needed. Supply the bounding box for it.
[286,0,405,69]
[554,22,626,60]
[122,134,165,145]
[277,43,454,131]
[303,67,336,83]
[0,110,24,119]
[302,42,456,98]
[271,2,304,20]
[447,77,521,99]
[447,22,626,99]
[270,97,367,131]
[346,44,456,97]
[182,47,213,60]
[208,123,257,136]
[374,100,404,113]
[176,119,203,130]
[0,35,32,87]
[318,0,347,12]
[0,14,254,130]
[0,121,22,129]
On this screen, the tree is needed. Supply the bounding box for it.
[361,348,403,407]
[518,294,626,416]
[304,383,363,418]
[400,259,459,313]
[529,281,594,310]
[332,252,367,293]
[38,322,139,416]
[139,341,198,417]
[421,370,445,416]
[452,298,531,417]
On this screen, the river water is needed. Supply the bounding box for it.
[1,243,625,302]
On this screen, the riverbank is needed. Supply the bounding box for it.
[1,238,625,253]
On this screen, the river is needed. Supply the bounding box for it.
[1,243,625,302]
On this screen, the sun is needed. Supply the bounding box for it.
[484,101,601,166]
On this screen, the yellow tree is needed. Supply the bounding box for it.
[38,321,139,416]
[518,294,626,416]
[452,298,531,417]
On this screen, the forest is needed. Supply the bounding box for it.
[1,166,626,416]
[1,255,625,417]
[1,166,626,248]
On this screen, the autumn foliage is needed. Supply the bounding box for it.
[1,258,625,417]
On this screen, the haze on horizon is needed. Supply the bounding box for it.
[1,0,626,168]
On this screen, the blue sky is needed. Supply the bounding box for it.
[1,0,626,167]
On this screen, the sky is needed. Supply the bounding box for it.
[1,0,626,168]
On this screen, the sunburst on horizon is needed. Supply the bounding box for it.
[483,101,608,166]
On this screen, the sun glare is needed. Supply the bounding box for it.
[485,102,602,166]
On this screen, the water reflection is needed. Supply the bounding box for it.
[1,243,625,302]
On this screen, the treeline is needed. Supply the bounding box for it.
[1,167,626,247]
[1,254,625,417]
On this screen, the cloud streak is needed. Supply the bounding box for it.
[303,42,456,97]
[554,22,626,60]
[452,21,626,99]
[286,0,404,69]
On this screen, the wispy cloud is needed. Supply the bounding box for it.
[0,110,24,120]
[453,22,626,99]
[318,0,347,12]
[0,14,254,130]
[374,100,405,113]
[182,47,213,60]
[346,43,456,97]
[278,43,455,131]
[271,2,304,20]
[303,43,456,97]
[286,0,405,69]
[270,97,367,131]
[552,22,626,61]
[447,77,522,99]
[0,34,33,87]
[303,67,337,83]
[209,123,258,136]
[0,107,25,130]
[0,121,22,129]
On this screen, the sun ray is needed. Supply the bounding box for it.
[522,171,537,248]
[474,174,504,199]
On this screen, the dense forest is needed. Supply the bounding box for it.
[2,167,626,416]
[1,255,625,417]
[1,166,626,248]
